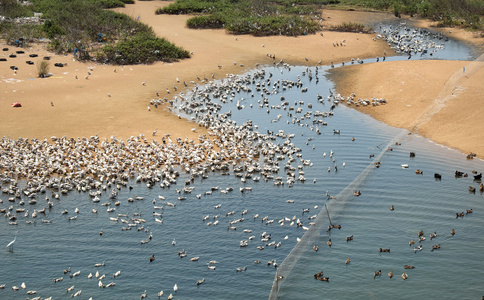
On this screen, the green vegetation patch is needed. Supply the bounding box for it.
[156,0,325,36]
[97,32,190,64]
[0,0,190,65]
[335,0,484,30]
[328,22,372,33]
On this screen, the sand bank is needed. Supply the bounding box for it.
[0,2,393,141]
[330,21,484,158]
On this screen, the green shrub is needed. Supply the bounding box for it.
[393,3,401,17]
[335,0,484,29]
[328,22,372,33]
[43,19,65,38]
[186,15,225,29]
[157,0,323,36]
[155,0,224,15]
[97,0,126,9]
[0,0,33,18]
[98,32,190,64]
[96,0,133,8]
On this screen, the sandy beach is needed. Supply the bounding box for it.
[1,1,483,157]
[331,31,484,157]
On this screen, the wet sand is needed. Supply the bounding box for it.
[1,1,483,158]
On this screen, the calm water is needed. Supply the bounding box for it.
[1,25,483,300]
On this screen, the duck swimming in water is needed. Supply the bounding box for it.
[314,270,324,279]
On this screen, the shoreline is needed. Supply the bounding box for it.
[0,3,394,142]
[1,2,483,158]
